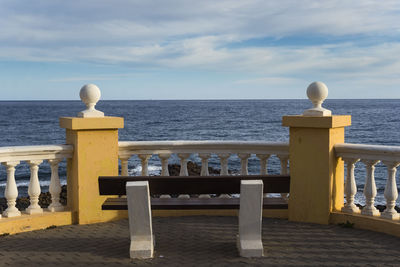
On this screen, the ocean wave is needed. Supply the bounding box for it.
[0,179,67,188]
[128,165,162,176]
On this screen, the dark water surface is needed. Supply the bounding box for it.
[0,99,399,204]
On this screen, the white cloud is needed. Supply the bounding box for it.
[0,0,399,98]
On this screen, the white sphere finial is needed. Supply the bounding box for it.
[303,81,331,116]
[77,84,104,118]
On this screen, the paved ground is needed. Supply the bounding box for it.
[1,216,400,266]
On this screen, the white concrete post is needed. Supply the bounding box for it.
[138,154,151,176]
[199,153,211,198]
[2,161,21,217]
[381,161,400,220]
[158,153,171,198]
[126,181,154,259]
[48,159,64,212]
[238,153,251,175]
[120,157,130,176]
[177,153,191,198]
[218,153,231,198]
[361,159,380,216]
[158,153,171,176]
[341,158,360,214]
[238,180,264,257]
[256,154,270,175]
[25,160,44,215]
[218,153,230,175]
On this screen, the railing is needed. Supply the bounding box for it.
[335,143,400,220]
[119,141,289,198]
[0,145,73,218]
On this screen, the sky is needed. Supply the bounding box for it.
[0,0,399,100]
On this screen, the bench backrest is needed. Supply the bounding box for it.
[98,175,290,196]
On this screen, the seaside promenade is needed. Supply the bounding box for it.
[2,216,400,266]
[2,82,400,265]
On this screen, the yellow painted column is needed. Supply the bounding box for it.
[60,116,125,224]
[282,115,351,224]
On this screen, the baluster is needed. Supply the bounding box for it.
[381,161,400,220]
[256,154,270,175]
[218,153,230,175]
[120,156,130,176]
[2,161,21,217]
[278,155,289,200]
[341,158,360,214]
[159,153,171,198]
[278,155,289,175]
[178,153,190,176]
[48,159,64,212]
[199,153,211,198]
[26,160,43,215]
[361,159,380,216]
[218,153,231,198]
[238,153,251,175]
[256,154,270,197]
[138,154,152,176]
[177,153,191,198]
[159,153,171,176]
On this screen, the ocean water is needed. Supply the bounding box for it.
[0,99,400,205]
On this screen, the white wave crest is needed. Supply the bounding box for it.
[128,165,162,176]
[0,179,67,188]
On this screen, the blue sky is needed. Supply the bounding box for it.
[1,0,399,100]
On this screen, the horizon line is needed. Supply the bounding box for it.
[0,98,400,101]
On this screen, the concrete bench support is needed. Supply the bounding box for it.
[126,181,154,259]
[238,180,264,257]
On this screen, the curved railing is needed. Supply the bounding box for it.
[0,145,73,218]
[119,140,290,176]
[335,143,400,221]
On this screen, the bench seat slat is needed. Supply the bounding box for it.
[102,197,288,210]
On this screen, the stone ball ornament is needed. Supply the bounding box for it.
[303,81,332,117]
[77,84,105,118]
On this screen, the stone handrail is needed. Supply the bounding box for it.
[335,143,400,220]
[119,140,289,175]
[0,145,73,219]
[119,140,289,198]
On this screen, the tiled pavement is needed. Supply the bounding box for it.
[1,216,400,266]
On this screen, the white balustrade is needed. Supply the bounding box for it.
[2,161,21,217]
[138,154,152,176]
[48,159,64,212]
[158,153,171,198]
[256,154,270,175]
[361,159,380,216]
[0,145,73,219]
[238,153,251,175]
[218,153,231,198]
[26,160,44,215]
[218,153,230,175]
[341,158,360,214]
[278,155,289,175]
[198,153,211,198]
[120,156,130,176]
[118,141,290,200]
[177,153,191,198]
[159,153,171,176]
[381,161,400,220]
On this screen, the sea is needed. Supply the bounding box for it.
[1,99,400,205]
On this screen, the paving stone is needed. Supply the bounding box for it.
[1,216,400,266]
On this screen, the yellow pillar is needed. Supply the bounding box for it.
[282,115,351,224]
[59,116,125,224]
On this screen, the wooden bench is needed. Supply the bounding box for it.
[98,175,290,259]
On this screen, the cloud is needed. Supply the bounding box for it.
[0,0,399,98]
